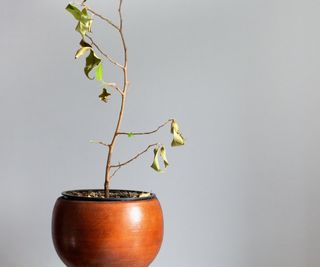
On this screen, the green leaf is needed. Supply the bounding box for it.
[170,120,185,147]
[99,88,111,103]
[151,147,161,172]
[75,21,91,37]
[84,50,101,80]
[72,8,92,37]
[66,4,82,20]
[95,63,103,81]
[127,132,135,137]
[75,40,92,59]
[66,5,91,23]
[160,146,169,168]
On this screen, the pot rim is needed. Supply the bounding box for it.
[61,189,156,202]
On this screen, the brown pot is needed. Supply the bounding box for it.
[52,190,164,267]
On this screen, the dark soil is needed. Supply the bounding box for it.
[65,190,152,199]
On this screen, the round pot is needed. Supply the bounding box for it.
[52,189,164,267]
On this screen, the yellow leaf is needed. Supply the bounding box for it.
[170,120,185,147]
[151,147,161,172]
[171,120,180,134]
[75,46,91,59]
[160,146,169,168]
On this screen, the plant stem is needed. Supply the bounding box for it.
[104,0,128,198]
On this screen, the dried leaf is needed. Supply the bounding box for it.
[160,146,169,168]
[171,120,180,134]
[151,147,161,172]
[75,21,91,37]
[66,4,82,21]
[75,39,92,59]
[84,50,101,80]
[74,9,92,37]
[171,130,185,147]
[170,120,185,146]
[99,88,111,103]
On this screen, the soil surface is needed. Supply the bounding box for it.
[65,190,152,199]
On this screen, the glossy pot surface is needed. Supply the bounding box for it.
[52,190,164,267]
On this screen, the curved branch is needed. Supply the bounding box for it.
[85,35,124,69]
[110,143,158,170]
[118,119,173,136]
[83,5,120,31]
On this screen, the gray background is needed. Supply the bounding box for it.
[1,0,320,266]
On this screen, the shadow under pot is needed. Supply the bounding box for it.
[52,189,164,267]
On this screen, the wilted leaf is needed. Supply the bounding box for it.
[66,4,82,20]
[151,147,161,172]
[84,50,101,79]
[127,132,135,137]
[95,63,103,81]
[75,21,91,37]
[99,88,111,103]
[66,5,91,23]
[71,8,92,37]
[171,130,185,147]
[171,120,180,134]
[160,146,169,168]
[170,120,185,146]
[75,39,92,59]
[79,8,91,24]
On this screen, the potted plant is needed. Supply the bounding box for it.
[51,1,185,266]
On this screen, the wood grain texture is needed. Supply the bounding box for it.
[52,195,163,267]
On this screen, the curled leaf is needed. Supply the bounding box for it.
[99,88,111,103]
[74,8,92,37]
[160,146,169,168]
[84,50,101,79]
[66,5,91,23]
[75,39,92,59]
[172,130,185,147]
[151,145,169,172]
[151,147,161,172]
[171,120,180,134]
[95,63,103,81]
[75,20,92,37]
[170,120,185,147]
[66,5,92,37]
[66,4,82,20]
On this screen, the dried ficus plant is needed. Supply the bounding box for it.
[65,0,185,198]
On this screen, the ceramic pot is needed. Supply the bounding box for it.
[52,189,164,267]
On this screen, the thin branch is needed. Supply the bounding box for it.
[83,4,120,31]
[118,0,128,68]
[118,0,124,31]
[110,143,158,169]
[85,35,124,69]
[118,119,173,136]
[110,162,121,178]
[89,140,109,147]
[103,82,124,95]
